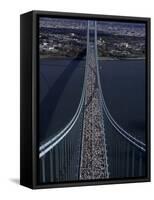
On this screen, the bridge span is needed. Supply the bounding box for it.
[80,21,109,180]
[39,20,146,183]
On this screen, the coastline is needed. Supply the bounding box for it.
[98,57,145,61]
[40,55,86,60]
[40,55,145,61]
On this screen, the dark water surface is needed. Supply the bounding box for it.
[99,59,145,143]
[39,58,85,144]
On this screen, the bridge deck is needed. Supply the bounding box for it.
[80,42,109,180]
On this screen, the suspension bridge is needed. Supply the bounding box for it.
[39,21,146,183]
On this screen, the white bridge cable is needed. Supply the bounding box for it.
[39,85,85,152]
[94,21,146,152]
[39,89,85,158]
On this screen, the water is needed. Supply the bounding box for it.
[39,58,85,144]
[99,59,146,143]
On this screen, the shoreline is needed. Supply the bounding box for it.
[98,57,145,61]
[40,55,86,60]
[40,55,145,61]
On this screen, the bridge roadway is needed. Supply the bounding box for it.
[80,21,109,180]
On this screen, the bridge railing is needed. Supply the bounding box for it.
[94,21,146,178]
